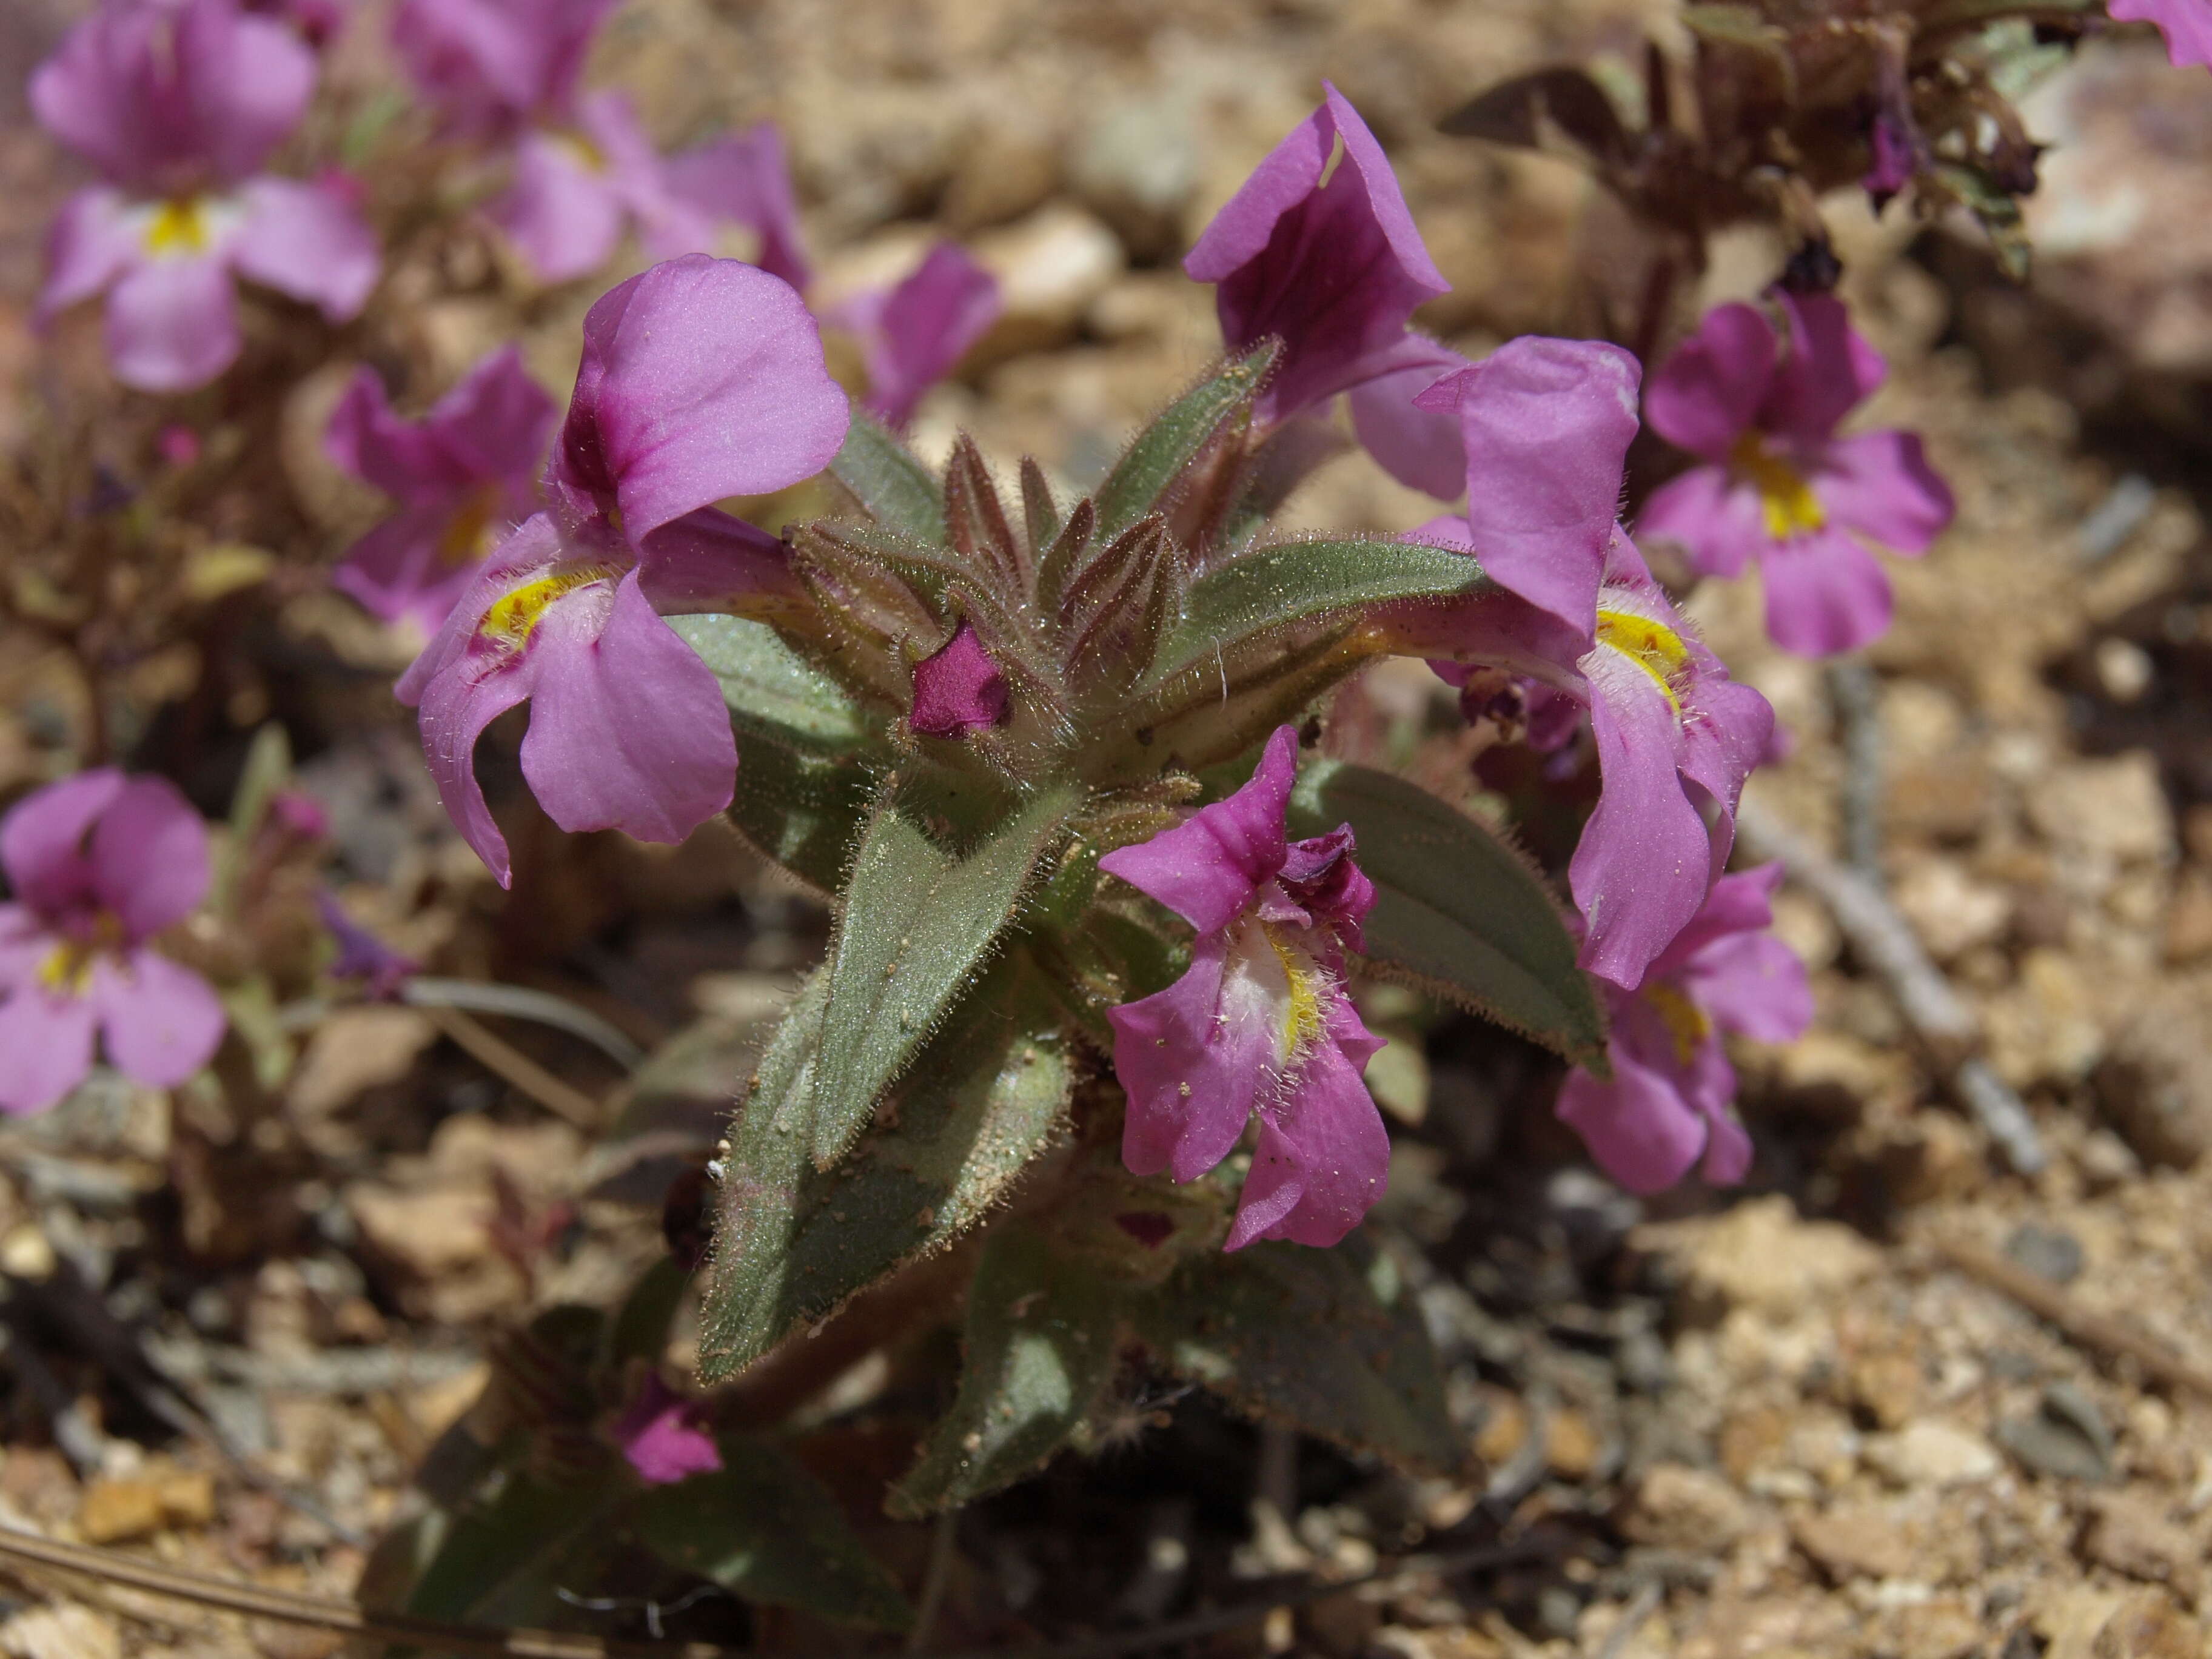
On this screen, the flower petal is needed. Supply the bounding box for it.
[1185,83,1447,424]
[38,189,139,325]
[232,176,378,321]
[89,776,210,941]
[1412,335,1641,637]
[1224,994,1389,1250]
[2111,0,2212,65]
[577,92,720,266]
[554,253,850,539]
[1108,933,1274,1184]
[392,0,615,133]
[1644,301,1775,461]
[1635,464,1768,579]
[1,769,125,913]
[660,121,811,291]
[841,242,1000,430]
[92,948,226,1088]
[105,254,241,392]
[0,988,98,1114]
[910,619,1010,739]
[1683,931,1812,1045]
[1814,429,1952,555]
[1756,524,1895,657]
[630,508,800,615]
[518,569,737,847]
[1762,290,1885,442]
[1555,1044,1709,1195]
[491,130,626,283]
[1344,335,1472,500]
[1098,725,1296,934]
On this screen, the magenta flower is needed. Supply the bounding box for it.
[830,243,1001,430]
[0,771,226,1114]
[1099,726,1389,1252]
[244,0,350,47]
[397,255,849,886]
[316,891,417,1000]
[30,0,379,392]
[612,1375,722,1486]
[1408,525,1774,993]
[2110,0,2212,67]
[1557,865,1811,1192]
[661,122,812,292]
[1637,290,1954,657]
[392,0,797,284]
[1184,84,1469,499]
[910,620,1010,740]
[326,346,557,635]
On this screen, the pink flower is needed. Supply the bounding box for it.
[30,0,379,392]
[1407,526,1774,993]
[0,771,226,1114]
[244,0,351,48]
[1184,84,1469,499]
[1638,290,1954,657]
[397,255,849,886]
[660,122,812,292]
[612,1375,722,1485]
[1557,865,1811,1191]
[326,346,557,634]
[393,0,800,285]
[910,619,1010,739]
[2110,0,2212,67]
[829,243,1001,429]
[1099,726,1389,1252]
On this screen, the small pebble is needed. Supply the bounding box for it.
[2003,1221,2085,1284]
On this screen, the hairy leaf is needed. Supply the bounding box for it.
[812,781,1079,1164]
[724,734,877,896]
[889,1225,1124,1517]
[1019,456,1061,557]
[668,614,872,752]
[635,1439,913,1631]
[698,967,1072,1380]
[828,409,945,541]
[400,1464,626,1627]
[1148,538,1491,688]
[1288,761,1606,1067]
[1093,343,1276,546]
[1136,1235,1464,1475]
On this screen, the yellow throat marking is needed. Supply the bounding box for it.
[478,566,614,649]
[1595,606,1691,709]
[1730,433,1826,539]
[438,492,500,569]
[36,913,126,997]
[143,197,214,258]
[1643,981,1714,1066]
[1264,924,1328,1062]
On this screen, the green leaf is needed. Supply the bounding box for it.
[1093,343,1276,545]
[634,1438,912,1631]
[605,1255,689,1370]
[668,614,872,752]
[828,410,945,541]
[400,1464,626,1627]
[1288,760,1605,1067]
[890,1225,1125,1517]
[697,966,1072,1380]
[1932,164,2031,281]
[811,780,1081,1165]
[1136,1234,1464,1475]
[724,735,878,896]
[1148,537,1492,688]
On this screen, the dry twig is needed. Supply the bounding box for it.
[423,1004,606,1128]
[1934,1236,2212,1398]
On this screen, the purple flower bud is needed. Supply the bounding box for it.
[612,1375,722,1486]
[1184,84,1469,497]
[315,890,417,1000]
[327,346,558,635]
[1556,865,1811,1191]
[910,620,1010,739]
[1099,727,1390,1251]
[0,771,226,1113]
[2110,0,2212,67]
[1638,290,1954,657]
[397,256,849,886]
[30,0,378,392]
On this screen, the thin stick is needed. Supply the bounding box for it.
[423,1004,604,1128]
[907,1511,959,1653]
[1594,1581,1663,1659]
[1934,1236,2212,1398]
[1825,658,1884,881]
[1734,800,2047,1174]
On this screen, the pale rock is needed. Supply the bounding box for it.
[344,1182,492,1279]
[2092,1592,2205,1659]
[942,115,1062,233]
[2025,752,2176,866]
[969,204,1126,361]
[1791,1503,1924,1582]
[2096,978,2212,1166]
[1071,91,1202,260]
[288,1007,437,1118]
[1860,1421,2002,1489]
[1657,1195,1882,1318]
[1983,947,2105,1088]
[1618,1463,1754,1552]
[1892,856,2013,962]
[2080,1492,2203,1598]
[0,1606,120,1659]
